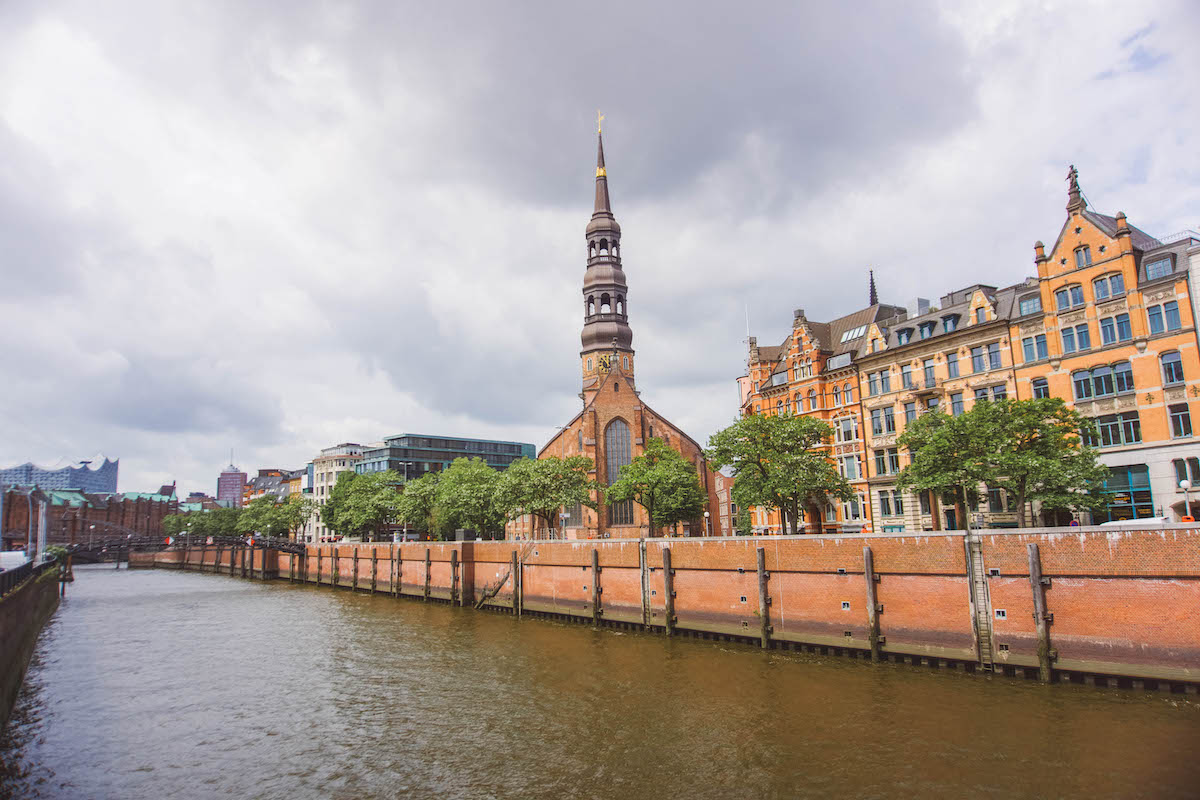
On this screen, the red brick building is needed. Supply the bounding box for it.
[523,130,724,539]
[1,486,177,551]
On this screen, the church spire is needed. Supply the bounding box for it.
[868,269,878,306]
[593,129,615,221]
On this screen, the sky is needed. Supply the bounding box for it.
[1,0,1198,495]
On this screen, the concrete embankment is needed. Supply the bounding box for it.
[0,565,61,729]
[145,526,1200,690]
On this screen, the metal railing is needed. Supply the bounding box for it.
[0,558,58,600]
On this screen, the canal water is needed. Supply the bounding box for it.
[2,566,1198,799]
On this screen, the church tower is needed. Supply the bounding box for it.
[580,128,634,401]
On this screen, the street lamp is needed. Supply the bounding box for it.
[558,511,570,540]
[704,510,712,537]
[1180,479,1193,521]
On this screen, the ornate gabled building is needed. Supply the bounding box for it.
[526,129,723,539]
[741,297,906,534]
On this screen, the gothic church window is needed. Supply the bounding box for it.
[605,419,634,525]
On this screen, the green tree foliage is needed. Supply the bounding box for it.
[435,458,506,539]
[396,472,447,540]
[237,496,290,537]
[322,470,404,540]
[276,494,318,538]
[493,456,601,535]
[898,398,1108,528]
[606,438,707,535]
[706,413,853,535]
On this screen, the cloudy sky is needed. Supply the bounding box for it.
[1,1,1198,495]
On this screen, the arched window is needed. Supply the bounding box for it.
[617,295,624,315]
[833,386,842,406]
[600,294,611,313]
[587,358,593,370]
[612,244,619,257]
[577,430,583,452]
[605,419,634,525]
[587,297,595,315]
[599,239,609,254]
[623,355,629,370]
[1032,377,1049,399]
[808,389,817,410]
[1055,284,1085,311]
[844,382,854,403]
[776,400,784,414]
[1093,273,1125,301]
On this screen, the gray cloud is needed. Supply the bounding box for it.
[0,0,1197,493]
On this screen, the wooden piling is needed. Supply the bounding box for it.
[864,546,882,661]
[451,550,460,606]
[424,548,432,601]
[317,549,323,586]
[353,547,360,592]
[1028,543,1054,682]
[756,547,771,649]
[662,547,675,636]
[371,549,378,594]
[591,549,602,626]
[511,550,520,614]
[395,545,402,597]
[332,546,339,588]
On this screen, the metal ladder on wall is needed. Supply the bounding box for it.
[967,536,995,671]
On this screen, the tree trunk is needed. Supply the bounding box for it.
[1015,479,1028,528]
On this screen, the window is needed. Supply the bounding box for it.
[808,389,818,410]
[1055,285,1085,311]
[833,386,842,406]
[975,307,986,324]
[951,392,964,416]
[1173,457,1200,484]
[1074,246,1092,267]
[1061,323,1090,354]
[1099,312,1132,345]
[1032,378,1049,399]
[1019,296,1042,316]
[1094,465,1153,522]
[1148,301,1181,334]
[883,407,896,433]
[943,315,959,332]
[919,491,931,516]
[1022,334,1048,362]
[879,491,892,517]
[987,342,1001,370]
[1087,412,1142,448]
[1171,404,1193,438]
[840,325,867,343]
[901,364,913,389]
[1091,365,1115,397]
[1162,351,1185,385]
[946,352,959,378]
[874,450,887,476]
[605,420,634,524]
[971,345,985,373]
[904,402,916,424]
[844,383,853,403]
[871,409,883,435]
[926,396,940,411]
[1093,273,1124,301]
[836,418,857,443]
[923,359,936,385]
[887,448,900,474]
[1146,258,1172,280]
[1114,361,1134,393]
[988,488,1005,513]
[843,494,863,521]
[897,329,912,345]
[565,502,582,527]
[839,455,860,481]
[623,355,629,370]
[868,373,879,396]
[880,371,891,393]
[892,491,904,516]
[919,322,935,340]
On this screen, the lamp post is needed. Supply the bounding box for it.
[559,511,570,540]
[1180,479,1193,522]
[704,510,711,537]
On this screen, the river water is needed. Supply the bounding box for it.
[2,565,1198,799]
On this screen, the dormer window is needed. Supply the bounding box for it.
[975,307,986,324]
[1146,257,1173,280]
[942,314,959,332]
[918,322,936,340]
[1018,296,1041,316]
[1074,246,1092,267]
[896,328,913,345]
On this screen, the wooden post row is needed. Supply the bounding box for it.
[864,545,882,662]
[591,548,602,625]
[756,547,771,649]
[662,547,675,636]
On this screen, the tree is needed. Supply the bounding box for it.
[896,409,993,529]
[319,470,358,537]
[706,413,853,535]
[606,438,707,535]
[237,496,289,538]
[435,458,506,539]
[976,398,1109,526]
[322,471,404,540]
[396,472,445,539]
[493,456,601,536]
[276,494,318,539]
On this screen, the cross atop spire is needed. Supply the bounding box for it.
[1066,164,1086,213]
[868,269,878,306]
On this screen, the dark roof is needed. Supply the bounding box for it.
[828,304,906,356]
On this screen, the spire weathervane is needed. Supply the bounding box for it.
[597,110,604,134]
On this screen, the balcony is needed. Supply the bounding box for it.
[913,378,944,396]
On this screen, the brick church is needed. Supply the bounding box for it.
[529,129,724,538]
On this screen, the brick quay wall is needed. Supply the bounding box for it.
[137,527,1200,689]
